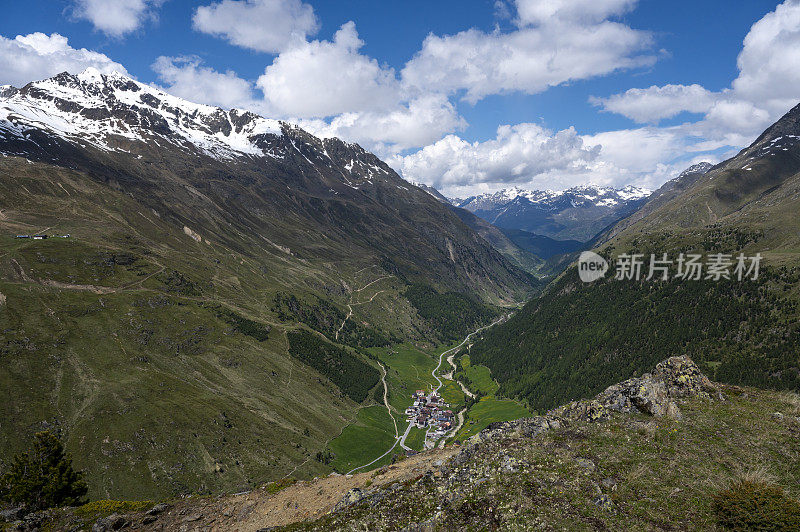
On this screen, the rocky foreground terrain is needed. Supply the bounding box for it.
[5,356,799,531]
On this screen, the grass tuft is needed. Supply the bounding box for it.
[712,480,800,531]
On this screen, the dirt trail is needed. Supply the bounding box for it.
[134,448,458,531]
[9,259,115,294]
[379,361,398,438]
[334,303,353,341]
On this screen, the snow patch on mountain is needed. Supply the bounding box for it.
[457,184,651,212]
[0,67,284,160]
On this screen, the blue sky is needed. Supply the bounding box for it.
[0,0,797,195]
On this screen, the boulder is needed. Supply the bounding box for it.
[146,503,170,516]
[92,514,128,531]
[593,494,614,511]
[334,488,371,512]
[0,507,24,522]
[596,356,713,419]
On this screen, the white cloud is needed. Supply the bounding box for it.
[594,1,800,136]
[733,0,800,107]
[577,127,692,189]
[572,0,800,193]
[401,4,654,103]
[193,0,318,53]
[256,22,402,118]
[590,84,718,123]
[299,94,465,154]
[0,32,128,88]
[152,56,257,110]
[514,0,637,26]
[72,0,163,38]
[392,123,600,192]
[150,43,459,153]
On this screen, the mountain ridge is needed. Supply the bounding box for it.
[454,184,651,242]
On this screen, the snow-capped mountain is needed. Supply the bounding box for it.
[457,184,650,212]
[0,68,533,301]
[677,162,714,179]
[0,68,393,189]
[0,68,282,159]
[455,185,651,242]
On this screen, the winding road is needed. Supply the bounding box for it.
[345,314,508,474]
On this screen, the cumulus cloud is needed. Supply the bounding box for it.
[590,84,717,123]
[402,2,654,103]
[300,94,465,154]
[0,32,127,88]
[577,127,692,190]
[150,43,459,153]
[594,1,800,137]
[193,0,318,53]
[733,0,800,107]
[152,56,257,110]
[256,22,402,118]
[514,0,637,26]
[392,123,600,191]
[71,0,163,38]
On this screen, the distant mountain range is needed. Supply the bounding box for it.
[410,181,585,273]
[452,185,652,242]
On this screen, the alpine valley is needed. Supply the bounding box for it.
[3,69,800,532]
[0,69,535,499]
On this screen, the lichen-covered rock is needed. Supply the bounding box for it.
[653,356,714,397]
[333,487,373,512]
[596,356,715,419]
[548,399,610,423]
[594,494,614,511]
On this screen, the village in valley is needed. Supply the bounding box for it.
[405,389,455,449]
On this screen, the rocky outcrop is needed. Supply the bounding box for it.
[334,488,373,512]
[464,356,715,452]
[596,355,716,419]
[551,356,717,423]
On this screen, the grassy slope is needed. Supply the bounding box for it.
[453,397,531,442]
[452,355,530,441]
[327,406,397,473]
[457,355,499,396]
[0,159,390,498]
[289,385,800,531]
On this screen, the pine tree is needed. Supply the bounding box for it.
[0,431,88,510]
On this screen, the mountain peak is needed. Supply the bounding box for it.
[1,69,289,161]
[456,184,651,241]
[739,101,800,161]
[678,162,713,179]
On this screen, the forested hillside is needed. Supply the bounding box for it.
[468,103,800,413]
[470,263,800,412]
[404,284,497,342]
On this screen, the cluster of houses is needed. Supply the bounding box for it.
[405,390,455,439]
